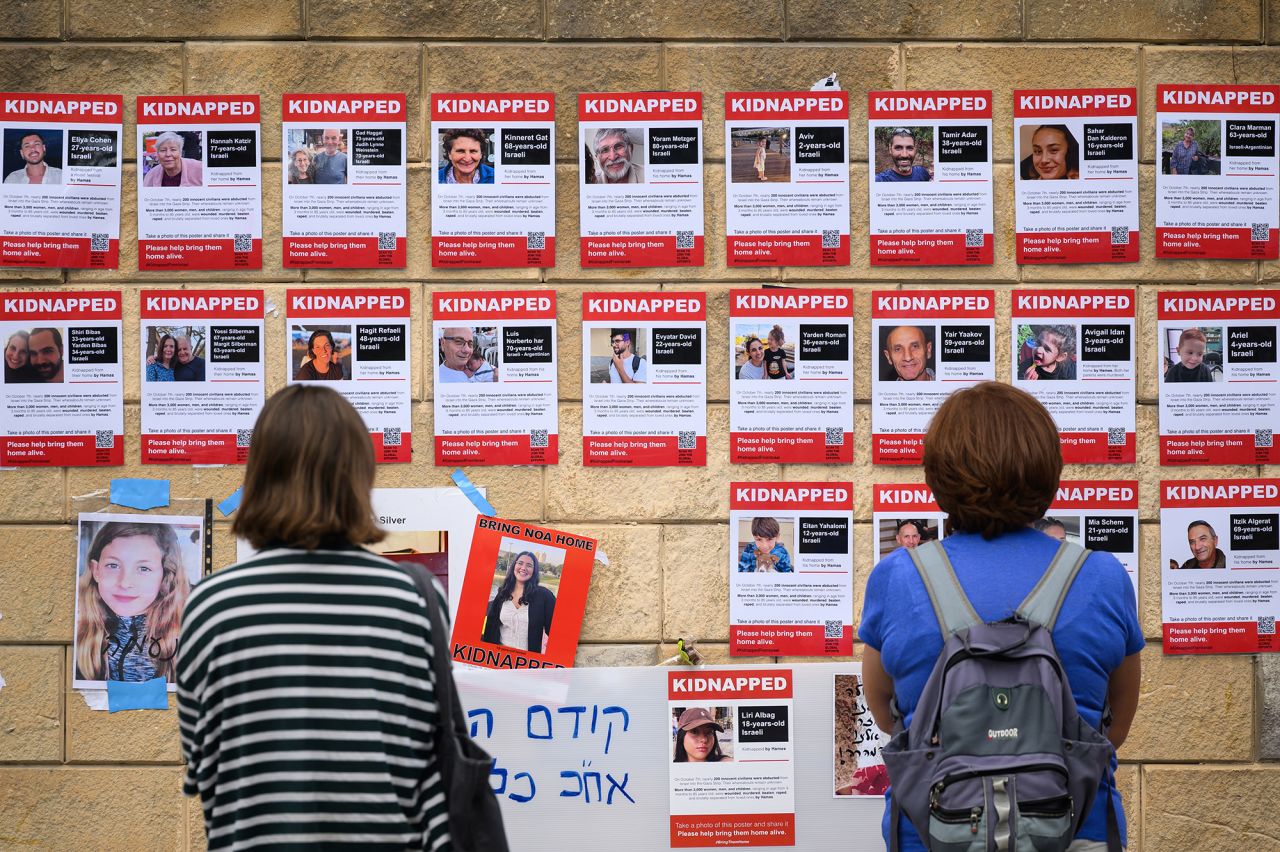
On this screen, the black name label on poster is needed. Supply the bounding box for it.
[210,325,260,363]
[1083,123,1133,161]
[1085,515,1134,553]
[1226,326,1277,363]
[67,129,118,167]
[799,324,849,361]
[794,126,844,163]
[648,128,700,165]
[1080,325,1130,361]
[799,516,849,554]
[352,128,401,166]
[1231,514,1279,550]
[357,324,406,361]
[206,131,257,168]
[503,325,553,363]
[1225,121,1276,158]
[938,126,988,163]
[501,128,551,166]
[940,325,990,362]
[737,705,790,743]
[68,326,117,364]
[650,327,702,364]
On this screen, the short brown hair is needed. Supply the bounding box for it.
[232,385,384,551]
[751,516,781,538]
[923,382,1062,539]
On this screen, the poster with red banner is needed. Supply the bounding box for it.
[723,92,849,266]
[139,289,264,465]
[1013,88,1139,264]
[581,291,706,466]
[284,287,412,463]
[281,93,407,268]
[870,289,995,464]
[1161,478,1280,654]
[871,484,946,563]
[578,93,704,267]
[668,669,796,847]
[1155,84,1279,260]
[729,482,853,657]
[431,93,555,268]
[1157,290,1279,465]
[1,290,123,466]
[728,288,852,463]
[1011,289,1136,463]
[0,93,121,269]
[867,91,993,266]
[136,95,262,271]
[432,290,557,465]
[1048,480,1139,593]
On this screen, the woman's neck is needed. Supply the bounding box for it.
[511,580,526,600]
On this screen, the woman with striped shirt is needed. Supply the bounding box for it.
[177,385,451,851]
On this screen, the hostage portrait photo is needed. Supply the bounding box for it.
[290,325,351,381]
[671,706,734,763]
[736,516,795,573]
[1018,124,1081,180]
[142,130,204,188]
[3,129,64,185]
[437,325,498,384]
[481,538,563,655]
[144,325,208,382]
[729,128,791,183]
[873,126,934,183]
[3,326,67,384]
[436,128,495,185]
[582,126,646,185]
[1162,325,1223,383]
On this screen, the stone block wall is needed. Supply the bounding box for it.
[1,5,1279,849]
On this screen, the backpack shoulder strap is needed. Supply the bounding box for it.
[907,540,982,637]
[1017,540,1090,630]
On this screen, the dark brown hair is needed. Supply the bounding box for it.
[232,385,384,551]
[923,382,1062,540]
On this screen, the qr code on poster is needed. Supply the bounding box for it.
[378,232,396,251]
[1259,616,1276,636]
[821,229,840,249]
[824,620,843,639]
[527,232,545,250]
[678,431,696,450]
[1252,223,1270,242]
[383,428,401,446]
[236,429,253,448]
[530,429,548,448]
[1108,427,1126,446]
[1257,429,1273,448]
[90,233,109,252]
[676,230,694,249]
[965,229,984,248]
[233,234,252,253]
[95,430,114,449]
[1111,226,1129,245]
[825,427,844,446]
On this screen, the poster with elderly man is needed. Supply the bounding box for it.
[136,96,262,271]
[578,93,704,267]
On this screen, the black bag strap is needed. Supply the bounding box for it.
[1016,540,1091,630]
[403,564,463,751]
[907,540,981,637]
[631,354,641,372]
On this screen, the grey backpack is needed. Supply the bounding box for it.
[880,540,1119,852]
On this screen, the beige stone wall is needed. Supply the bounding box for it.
[2,6,1280,849]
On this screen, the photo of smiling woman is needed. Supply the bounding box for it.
[1019,124,1080,180]
[73,514,204,687]
[482,547,557,653]
[438,128,494,185]
[672,707,733,763]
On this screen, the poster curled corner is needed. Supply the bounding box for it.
[812,73,841,91]
[450,469,495,516]
[595,548,609,566]
[79,689,110,711]
[0,670,5,691]
[264,297,279,318]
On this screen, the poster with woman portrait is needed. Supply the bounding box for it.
[72,511,206,690]
[136,96,262,270]
[431,94,555,268]
[1013,88,1139,264]
[449,516,596,671]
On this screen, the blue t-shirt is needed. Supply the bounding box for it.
[859,528,1143,850]
[875,165,931,182]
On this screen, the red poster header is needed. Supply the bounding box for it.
[668,668,793,701]
[725,91,847,120]
[433,290,555,320]
[1052,480,1138,510]
[138,95,260,124]
[873,484,940,512]
[0,93,122,124]
[287,287,411,318]
[582,292,705,321]
[140,289,263,319]
[579,92,702,121]
[1013,289,1135,318]
[869,90,992,120]
[1013,88,1136,118]
[1157,290,1280,320]
[0,291,121,320]
[1158,84,1280,115]
[872,290,994,319]
[1162,479,1280,508]
[432,93,554,121]
[282,94,406,122]
[730,289,852,318]
[730,482,852,511]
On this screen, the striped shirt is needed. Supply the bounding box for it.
[177,546,452,851]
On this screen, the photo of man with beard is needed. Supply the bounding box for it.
[588,127,645,184]
[874,127,932,182]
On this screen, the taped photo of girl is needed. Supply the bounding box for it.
[482,540,561,654]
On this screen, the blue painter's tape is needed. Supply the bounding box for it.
[450,469,495,516]
[110,478,170,510]
[107,677,168,712]
[217,486,243,517]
